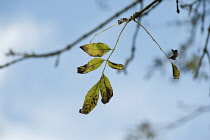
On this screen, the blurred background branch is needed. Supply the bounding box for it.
[125,104,210,140]
[149,0,210,81]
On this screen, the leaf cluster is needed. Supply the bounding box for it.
[77,43,124,114]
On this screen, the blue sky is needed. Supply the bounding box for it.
[0,0,209,140]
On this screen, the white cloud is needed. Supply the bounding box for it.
[0,17,56,84]
[0,122,59,140]
[0,17,55,51]
[0,17,57,140]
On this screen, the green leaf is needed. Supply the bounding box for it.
[77,58,105,74]
[99,74,113,104]
[107,60,124,70]
[79,82,100,114]
[80,43,111,57]
[171,63,180,79]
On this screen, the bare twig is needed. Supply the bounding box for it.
[163,105,210,130]
[55,54,60,67]
[118,0,162,24]
[0,57,26,69]
[180,0,199,8]
[132,0,162,20]
[194,23,210,79]
[176,0,180,13]
[90,23,119,43]
[201,0,206,32]
[207,49,210,95]
[133,20,171,62]
[180,0,202,15]
[122,1,144,74]
[102,22,128,74]
[126,104,210,140]
[141,0,163,16]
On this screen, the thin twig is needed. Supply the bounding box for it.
[194,23,210,79]
[0,57,25,69]
[90,24,119,43]
[126,104,210,140]
[133,20,171,63]
[55,54,60,67]
[176,0,180,13]
[141,0,162,16]
[180,0,199,8]
[132,0,161,20]
[208,49,210,95]
[118,0,162,24]
[162,105,210,130]
[122,1,144,74]
[102,22,128,74]
[201,0,206,32]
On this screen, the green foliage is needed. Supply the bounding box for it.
[80,43,111,57]
[79,82,100,114]
[108,60,124,70]
[77,58,105,74]
[79,74,114,114]
[78,38,125,114]
[100,74,113,104]
[171,63,180,79]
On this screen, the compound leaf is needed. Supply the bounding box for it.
[171,63,180,79]
[77,58,104,74]
[107,60,124,70]
[99,74,113,104]
[80,43,111,57]
[79,82,100,114]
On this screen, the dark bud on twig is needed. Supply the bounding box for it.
[6,49,15,56]
[118,18,129,24]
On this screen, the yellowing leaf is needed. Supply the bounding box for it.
[99,74,113,104]
[79,82,100,114]
[171,63,180,79]
[77,58,104,74]
[80,43,111,57]
[107,60,124,70]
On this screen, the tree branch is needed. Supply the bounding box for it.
[163,105,210,130]
[126,104,210,140]
[1,0,163,69]
[118,0,162,24]
[0,0,142,69]
[176,0,180,13]
[194,23,210,79]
